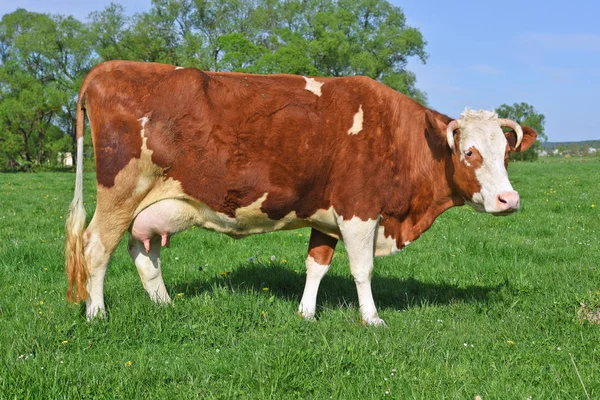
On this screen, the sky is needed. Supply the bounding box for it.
[1,0,598,142]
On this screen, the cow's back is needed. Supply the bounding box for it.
[84,61,404,224]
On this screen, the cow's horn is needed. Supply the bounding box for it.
[498,118,523,148]
[446,119,461,151]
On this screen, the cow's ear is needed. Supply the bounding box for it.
[505,126,538,152]
[424,110,453,153]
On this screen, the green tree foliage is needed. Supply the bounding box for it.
[0,9,95,170]
[88,0,428,98]
[1,0,427,169]
[496,102,547,162]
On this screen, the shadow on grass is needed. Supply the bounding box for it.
[171,262,506,313]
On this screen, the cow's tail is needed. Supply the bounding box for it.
[65,93,89,302]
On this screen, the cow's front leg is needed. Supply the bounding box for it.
[128,235,171,304]
[298,229,338,320]
[338,216,385,326]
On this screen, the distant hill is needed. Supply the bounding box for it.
[543,140,600,150]
[541,140,599,157]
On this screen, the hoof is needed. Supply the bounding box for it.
[85,305,106,321]
[362,316,387,327]
[297,310,316,321]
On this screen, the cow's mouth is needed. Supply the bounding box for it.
[490,208,519,216]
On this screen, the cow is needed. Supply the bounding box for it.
[65,60,537,325]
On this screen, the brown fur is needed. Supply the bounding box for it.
[307,230,338,265]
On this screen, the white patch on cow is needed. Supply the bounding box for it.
[404,241,411,247]
[374,225,400,257]
[458,109,516,213]
[347,105,364,135]
[134,116,153,195]
[134,176,152,195]
[306,207,340,239]
[337,214,385,326]
[175,66,184,70]
[466,192,485,212]
[138,116,149,149]
[298,255,330,319]
[303,76,324,97]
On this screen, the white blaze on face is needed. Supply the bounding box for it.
[347,105,364,135]
[458,109,516,213]
[303,76,324,96]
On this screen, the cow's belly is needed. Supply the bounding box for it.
[131,198,340,243]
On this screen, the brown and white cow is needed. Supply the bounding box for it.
[65,60,537,324]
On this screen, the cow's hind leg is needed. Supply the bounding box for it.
[84,214,131,320]
[128,235,170,304]
[298,229,338,320]
[337,216,385,326]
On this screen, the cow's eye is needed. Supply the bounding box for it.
[465,150,473,157]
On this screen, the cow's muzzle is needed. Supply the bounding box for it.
[493,191,520,215]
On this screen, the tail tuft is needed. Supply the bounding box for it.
[65,192,88,302]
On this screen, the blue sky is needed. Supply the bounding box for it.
[1,0,598,142]
[397,0,600,142]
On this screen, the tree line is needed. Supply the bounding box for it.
[0,0,545,170]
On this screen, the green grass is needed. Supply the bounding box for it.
[1,159,599,399]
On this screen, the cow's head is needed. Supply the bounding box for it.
[432,109,537,215]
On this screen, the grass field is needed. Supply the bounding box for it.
[0,159,599,399]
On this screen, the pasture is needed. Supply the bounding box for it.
[0,159,598,398]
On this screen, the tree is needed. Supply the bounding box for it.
[496,102,547,161]
[247,0,428,102]
[0,9,94,169]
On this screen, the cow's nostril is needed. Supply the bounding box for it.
[496,191,520,211]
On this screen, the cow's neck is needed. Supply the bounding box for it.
[381,104,464,247]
